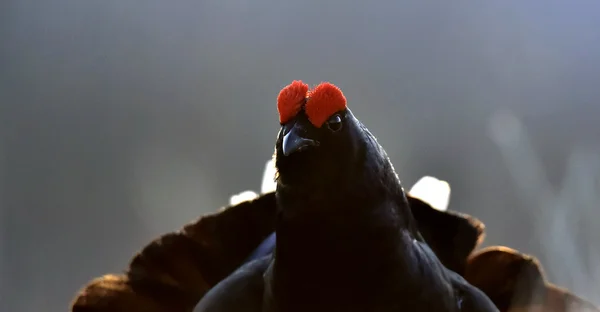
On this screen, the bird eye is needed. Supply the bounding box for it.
[326,114,343,132]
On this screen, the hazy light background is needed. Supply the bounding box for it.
[2,1,600,311]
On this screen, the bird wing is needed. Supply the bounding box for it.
[464,246,600,312]
[446,270,500,312]
[408,195,485,275]
[70,193,277,312]
[193,256,271,312]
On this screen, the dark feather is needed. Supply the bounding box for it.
[465,246,599,312]
[71,194,276,312]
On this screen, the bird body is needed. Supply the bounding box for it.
[70,81,598,312]
[196,81,498,312]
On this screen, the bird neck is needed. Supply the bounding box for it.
[269,139,422,305]
[270,184,415,305]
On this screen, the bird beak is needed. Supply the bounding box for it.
[282,122,319,156]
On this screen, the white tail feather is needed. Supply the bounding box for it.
[228,159,276,206]
[229,190,259,206]
[261,159,277,194]
[408,176,451,211]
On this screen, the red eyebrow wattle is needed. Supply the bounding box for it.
[277,80,309,124]
[305,82,347,128]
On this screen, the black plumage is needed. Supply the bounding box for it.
[195,81,498,312]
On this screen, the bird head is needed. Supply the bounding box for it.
[274,80,371,190]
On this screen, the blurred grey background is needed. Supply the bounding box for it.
[2,0,600,311]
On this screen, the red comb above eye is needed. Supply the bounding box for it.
[277,80,309,124]
[305,82,347,128]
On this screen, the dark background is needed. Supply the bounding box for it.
[2,1,600,311]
